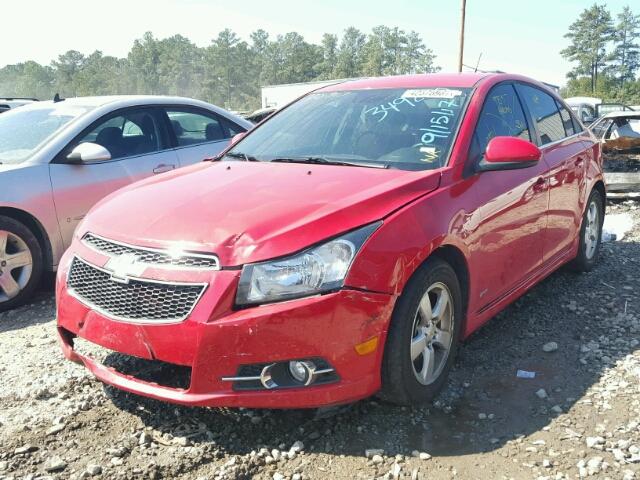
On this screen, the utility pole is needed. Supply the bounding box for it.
[458,0,466,73]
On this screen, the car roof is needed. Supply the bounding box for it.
[10,95,253,129]
[319,72,496,92]
[600,110,640,119]
[28,95,221,109]
[564,96,602,107]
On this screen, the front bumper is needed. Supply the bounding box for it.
[56,249,395,409]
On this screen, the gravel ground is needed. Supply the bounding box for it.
[1,200,639,480]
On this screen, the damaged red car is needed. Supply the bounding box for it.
[56,73,605,409]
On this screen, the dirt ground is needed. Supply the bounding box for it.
[1,200,639,480]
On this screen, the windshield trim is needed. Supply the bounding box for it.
[227,86,475,172]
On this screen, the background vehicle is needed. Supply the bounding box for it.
[0,97,38,114]
[589,111,640,195]
[56,73,605,409]
[565,96,635,125]
[0,95,252,311]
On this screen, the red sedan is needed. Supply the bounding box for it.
[56,73,605,408]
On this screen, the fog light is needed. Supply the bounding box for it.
[222,358,337,390]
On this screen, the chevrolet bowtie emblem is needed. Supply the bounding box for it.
[105,253,146,283]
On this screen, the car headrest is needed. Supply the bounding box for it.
[170,120,183,137]
[96,126,123,146]
[205,122,224,141]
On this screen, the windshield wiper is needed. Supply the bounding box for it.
[224,151,259,162]
[270,156,388,169]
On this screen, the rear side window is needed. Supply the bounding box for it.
[517,84,565,145]
[473,83,531,156]
[556,102,575,136]
[166,109,229,147]
[220,117,245,137]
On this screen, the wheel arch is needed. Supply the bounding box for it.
[0,207,54,270]
[403,243,471,338]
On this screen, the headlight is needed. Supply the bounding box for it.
[236,222,381,306]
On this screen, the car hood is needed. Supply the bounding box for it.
[0,163,28,173]
[80,161,441,266]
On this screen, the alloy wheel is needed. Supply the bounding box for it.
[410,281,455,385]
[584,200,600,260]
[0,230,33,302]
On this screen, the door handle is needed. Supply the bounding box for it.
[153,164,176,174]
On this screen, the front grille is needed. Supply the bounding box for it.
[82,233,219,269]
[72,335,191,389]
[67,257,206,323]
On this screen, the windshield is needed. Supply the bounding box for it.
[225,87,471,170]
[0,105,90,164]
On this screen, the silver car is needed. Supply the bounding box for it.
[0,95,252,310]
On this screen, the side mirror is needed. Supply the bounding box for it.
[66,142,111,163]
[231,132,246,144]
[476,136,541,172]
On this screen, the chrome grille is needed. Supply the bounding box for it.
[82,233,219,269]
[67,257,206,323]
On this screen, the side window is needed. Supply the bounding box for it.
[166,109,228,146]
[556,101,575,136]
[473,83,531,156]
[221,118,246,137]
[76,109,163,160]
[517,84,565,145]
[571,115,583,134]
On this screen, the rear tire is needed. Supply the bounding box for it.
[570,190,604,272]
[379,258,462,406]
[0,216,43,312]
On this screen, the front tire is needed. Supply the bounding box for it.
[570,190,604,272]
[0,216,43,312]
[379,258,462,406]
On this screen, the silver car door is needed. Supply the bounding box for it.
[164,107,244,166]
[49,107,179,248]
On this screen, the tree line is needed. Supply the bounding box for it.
[561,4,640,103]
[0,26,439,111]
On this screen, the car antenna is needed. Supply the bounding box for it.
[53,93,65,103]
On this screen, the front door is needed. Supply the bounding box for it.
[467,83,549,307]
[49,107,178,248]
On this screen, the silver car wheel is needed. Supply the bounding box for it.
[584,200,600,260]
[0,230,33,302]
[410,281,454,385]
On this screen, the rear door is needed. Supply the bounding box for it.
[49,107,178,247]
[516,83,587,263]
[162,107,245,165]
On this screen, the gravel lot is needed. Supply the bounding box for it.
[1,200,639,480]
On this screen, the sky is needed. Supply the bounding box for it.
[0,0,634,87]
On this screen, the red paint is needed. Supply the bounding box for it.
[57,73,604,408]
[485,136,541,163]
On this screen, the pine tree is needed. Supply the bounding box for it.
[611,5,640,87]
[561,4,615,93]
